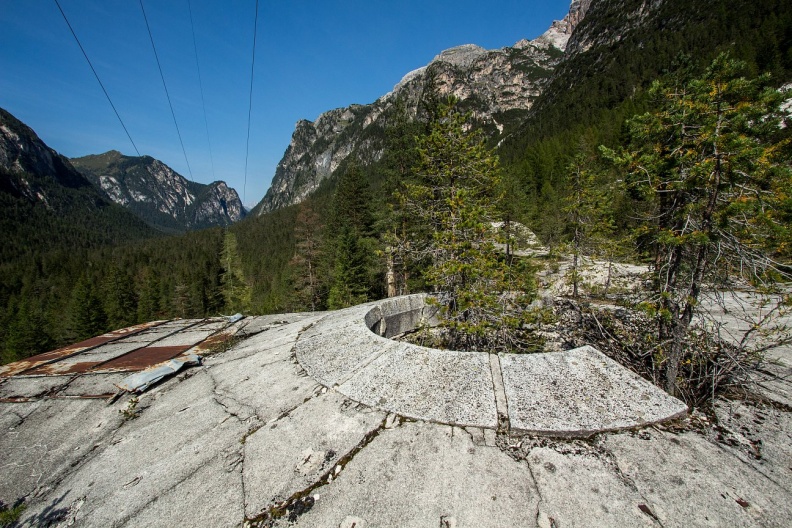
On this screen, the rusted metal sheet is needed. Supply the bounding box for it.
[96,345,193,372]
[190,318,246,355]
[191,332,234,353]
[0,320,167,378]
[24,361,102,376]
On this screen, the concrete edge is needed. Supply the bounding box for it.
[293,295,689,437]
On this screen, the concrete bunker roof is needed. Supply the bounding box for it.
[1,295,791,527]
[295,294,688,436]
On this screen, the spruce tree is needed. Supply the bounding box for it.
[290,200,325,311]
[220,231,251,314]
[69,275,107,341]
[102,265,137,329]
[327,160,377,309]
[403,97,534,352]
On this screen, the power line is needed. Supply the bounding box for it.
[243,0,260,205]
[54,0,140,156]
[188,0,215,181]
[139,0,194,180]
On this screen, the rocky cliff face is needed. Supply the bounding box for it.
[71,151,245,232]
[253,1,588,215]
[0,107,94,204]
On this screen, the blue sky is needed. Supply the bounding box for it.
[1,1,570,208]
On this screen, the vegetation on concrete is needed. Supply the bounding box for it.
[604,54,792,397]
[398,98,536,352]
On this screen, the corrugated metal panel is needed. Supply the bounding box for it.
[0,321,167,378]
[96,345,193,372]
[115,354,202,393]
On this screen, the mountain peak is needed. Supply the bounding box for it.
[70,153,245,232]
[254,0,593,215]
[432,44,489,68]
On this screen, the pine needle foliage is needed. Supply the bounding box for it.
[604,53,792,396]
[402,98,535,352]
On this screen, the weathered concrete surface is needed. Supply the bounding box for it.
[500,345,688,435]
[0,297,790,527]
[525,446,656,527]
[0,398,124,508]
[295,295,686,433]
[0,314,323,528]
[339,342,498,428]
[243,391,385,518]
[603,429,792,527]
[284,421,540,528]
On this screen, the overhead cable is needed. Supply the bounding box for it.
[188,0,216,181]
[54,0,140,156]
[243,0,260,205]
[139,0,194,180]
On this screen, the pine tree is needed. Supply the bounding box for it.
[562,152,618,298]
[290,200,325,311]
[69,275,107,341]
[136,269,161,322]
[327,160,378,309]
[220,231,251,314]
[380,95,422,297]
[3,293,54,363]
[605,54,792,397]
[102,265,137,329]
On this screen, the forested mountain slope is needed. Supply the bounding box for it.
[498,0,792,241]
[251,0,591,215]
[3,0,791,365]
[241,0,792,309]
[0,107,157,263]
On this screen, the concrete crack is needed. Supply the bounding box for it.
[245,415,391,527]
[112,456,210,527]
[524,452,545,528]
[591,436,666,528]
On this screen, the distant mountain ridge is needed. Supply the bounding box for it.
[252,0,590,215]
[0,107,157,260]
[71,151,245,233]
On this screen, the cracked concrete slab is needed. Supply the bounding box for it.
[295,296,685,434]
[1,295,790,527]
[243,390,385,518]
[500,346,688,435]
[525,446,656,527]
[0,398,123,506]
[285,421,539,527]
[295,319,398,387]
[210,316,323,365]
[338,342,498,428]
[60,372,131,398]
[116,453,244,528]
[208,342,319,423]
[16,369,249,528]
[0,375,72,400]
[712,399,792,493]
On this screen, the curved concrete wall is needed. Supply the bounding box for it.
[294,295,687,436]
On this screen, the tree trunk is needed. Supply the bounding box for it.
[386,247,397,298]
[664,316,685,397]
